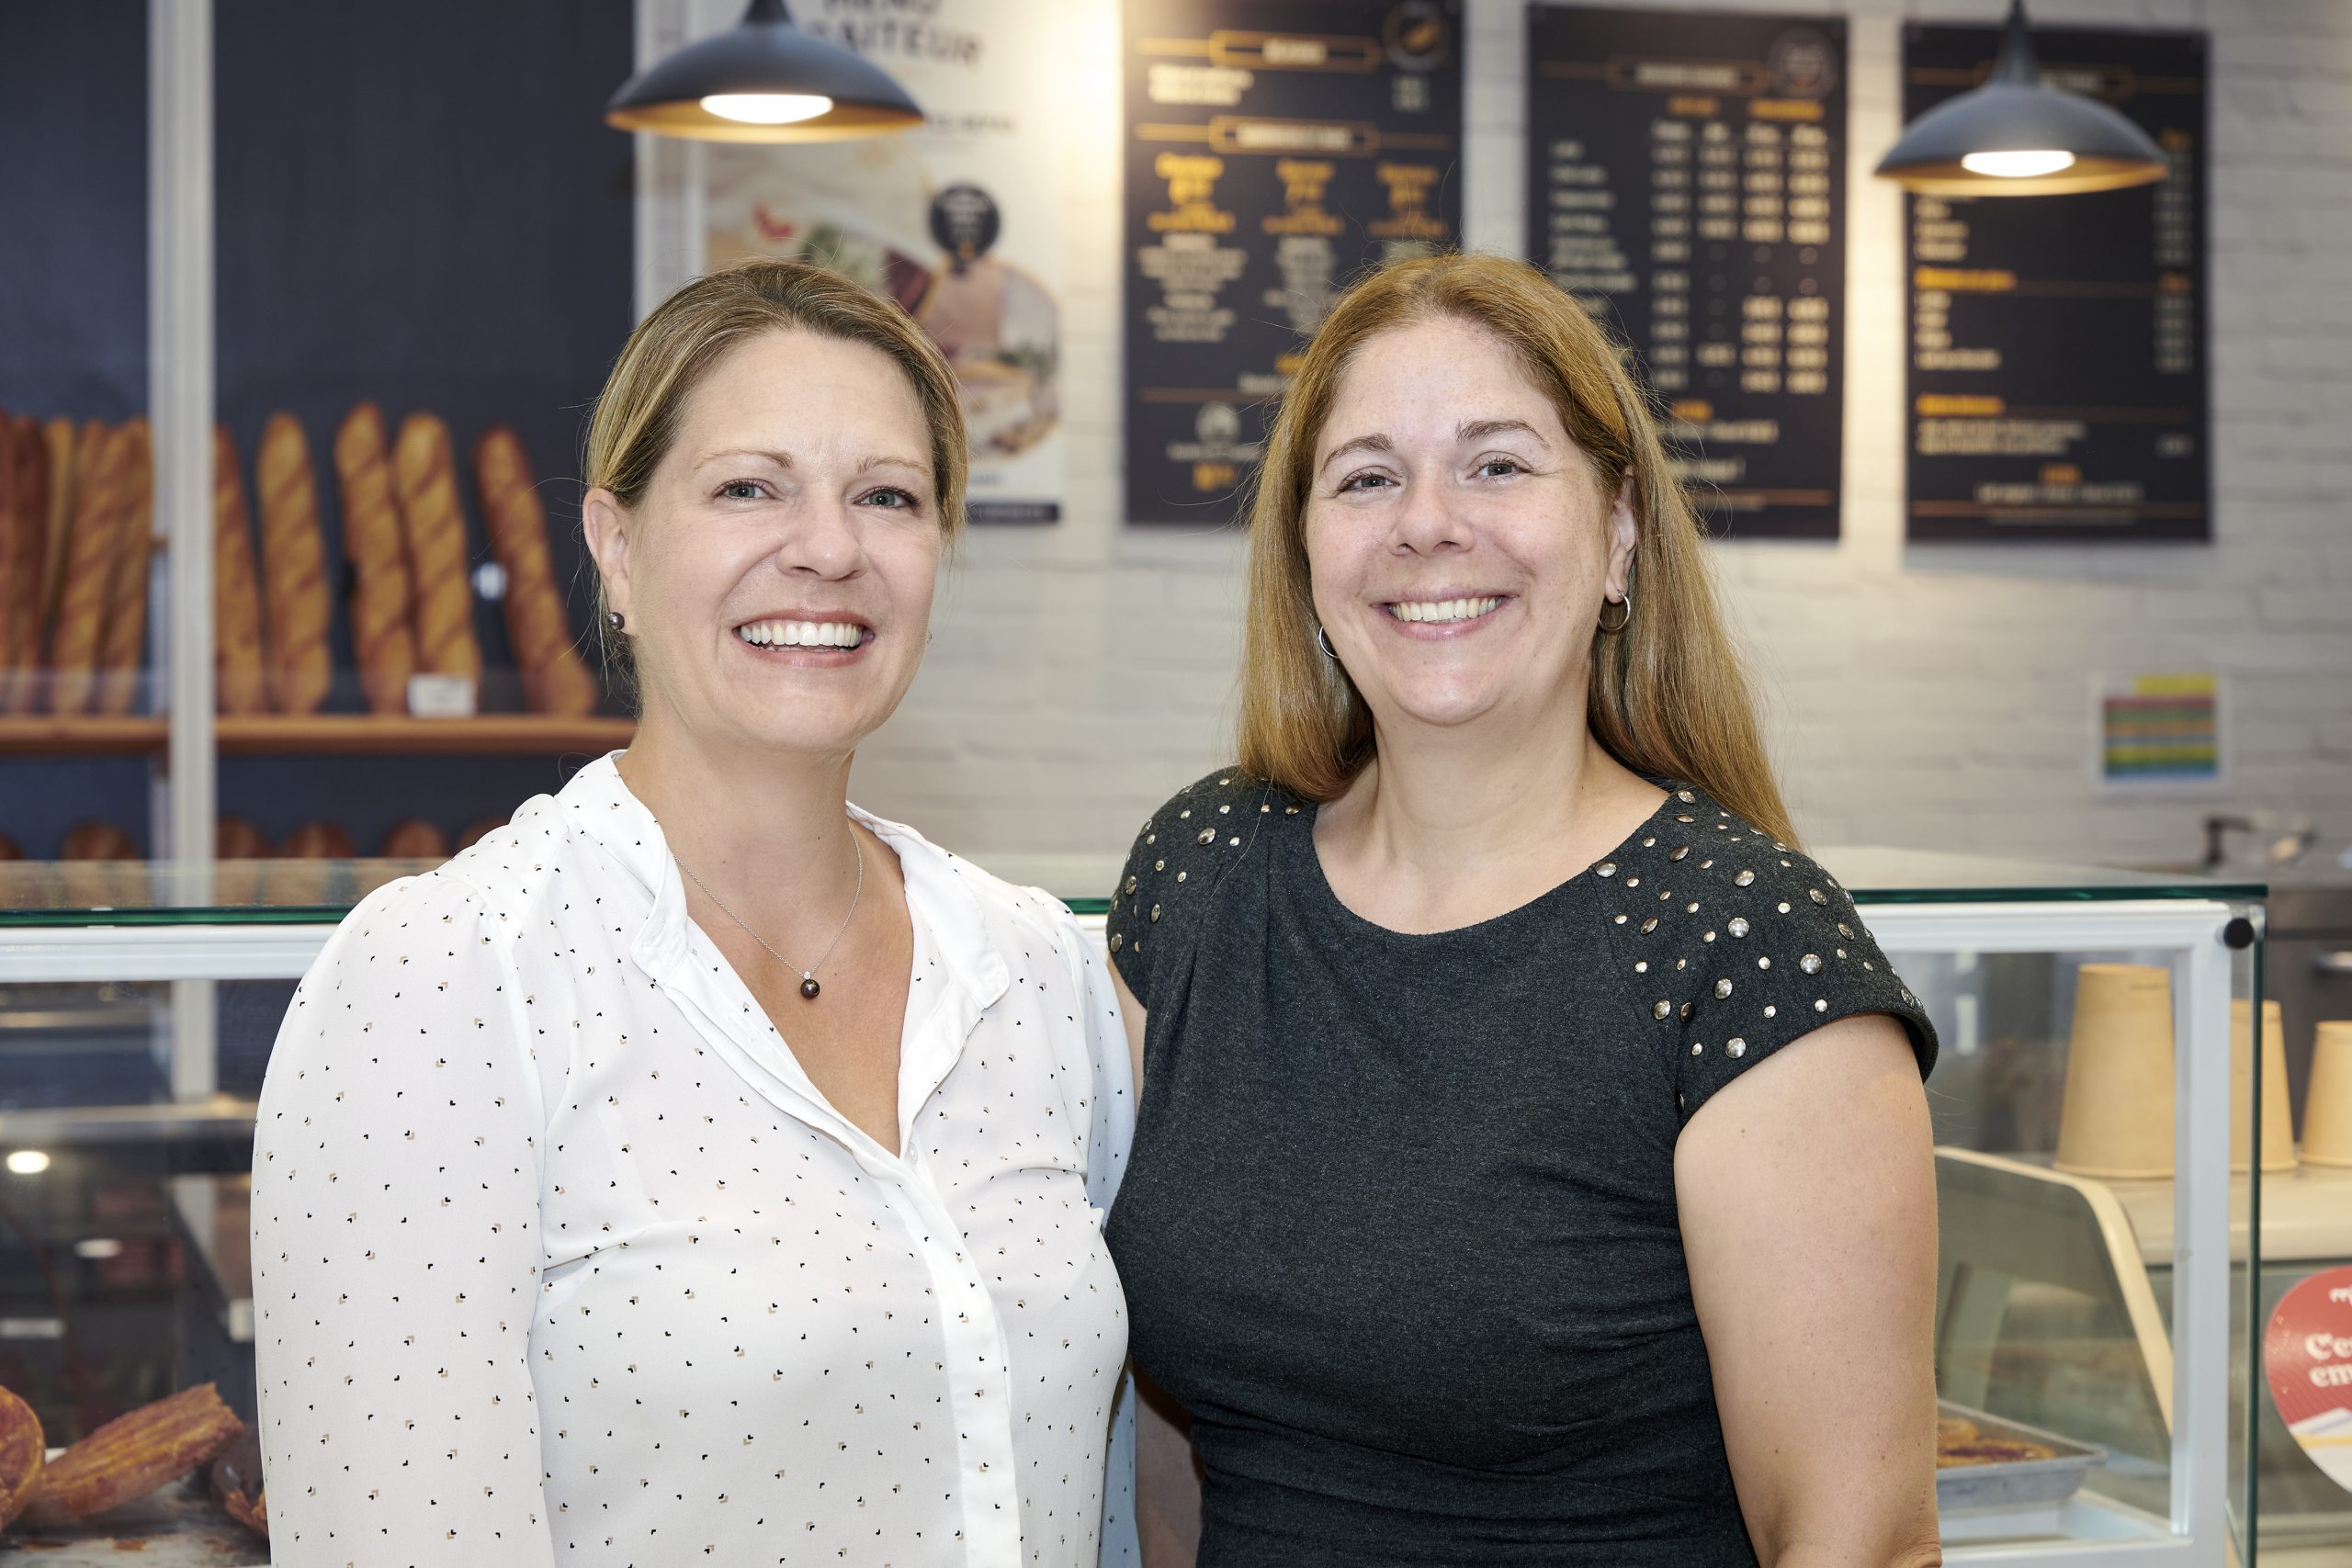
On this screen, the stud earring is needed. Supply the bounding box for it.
[605,610,625,632]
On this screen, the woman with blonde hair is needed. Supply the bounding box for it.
[1102,253,1939,1568]
[253,259,1136,1565]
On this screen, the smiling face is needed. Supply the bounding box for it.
[1304,313,1637,739]
[582,326,944,760]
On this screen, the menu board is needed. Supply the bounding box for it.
[1124,0,1463,525]
[1904,26,2208,543]
[1526,6,1847,540]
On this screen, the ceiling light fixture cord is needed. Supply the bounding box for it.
[677,827,865,1000]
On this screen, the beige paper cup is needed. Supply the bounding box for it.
[2055,963,2177,1179]
[2301,1021,2352,1168]
[2232,998,2300,1174]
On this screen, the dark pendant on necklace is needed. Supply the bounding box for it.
[799,976,821,1000]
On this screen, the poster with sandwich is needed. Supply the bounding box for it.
[705,0,1070,524]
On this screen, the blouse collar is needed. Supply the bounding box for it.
[556,751,1010,1017]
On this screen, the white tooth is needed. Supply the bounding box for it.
[791,621,817,645]
[1446,598,1468,620]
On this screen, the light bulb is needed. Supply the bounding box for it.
[6,1149,51,1176]
[701,93,832,126]
[1960,150,2076,179]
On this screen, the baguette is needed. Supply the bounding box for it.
[255,412,333,714]
[45,421,123,716]
[40,415,74,641]
[379,818,450,859]
[473,424,598,716]
[96,418,154,716]
[2,417,52,712]
[57,817,139,908]
[278,820,354,859]
[212,426,269,716]
[390,412,482,683]
[333,403,416,713]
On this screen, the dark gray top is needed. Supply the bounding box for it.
[1102,769,1937,1568]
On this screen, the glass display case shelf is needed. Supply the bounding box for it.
[0,714,635,759]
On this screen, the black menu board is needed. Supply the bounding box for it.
[1124,0,1463,525]
[1904,26,2208,543]
[1526,6,1847,540]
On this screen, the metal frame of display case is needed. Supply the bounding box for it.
[1866,899,2241,1566]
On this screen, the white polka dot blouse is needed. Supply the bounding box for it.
[251,754,1138,1565]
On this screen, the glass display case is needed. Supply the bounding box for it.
[0,846,2296,1561]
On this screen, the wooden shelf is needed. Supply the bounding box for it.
[217,715,635,755]
[2,715,633,758]
[0,716,167,757]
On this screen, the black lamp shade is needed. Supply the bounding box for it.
[605,0,922,143]
[1876,2,2168,196]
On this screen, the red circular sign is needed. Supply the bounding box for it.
[2266,1265,2352,1495]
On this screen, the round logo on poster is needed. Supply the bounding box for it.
[2266,1264,2352,1495]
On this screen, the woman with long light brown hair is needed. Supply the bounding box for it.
[1100,253,1941,1568]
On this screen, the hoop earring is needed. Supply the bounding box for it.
[1315,625,1339,660]
[1597,591,1631,634]
[605,610,625,632]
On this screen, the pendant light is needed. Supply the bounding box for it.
[1875,0,2168,196]
[605,0,922,143]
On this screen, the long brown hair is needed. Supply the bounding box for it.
[582,258,968,702]
[1235,252,1797,847]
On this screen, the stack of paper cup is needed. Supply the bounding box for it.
[2232,998,2299,1174]
[2301,1021,2352,1168]
[2055,963,2177,1179]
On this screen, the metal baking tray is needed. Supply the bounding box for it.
[1935,1400,2107,1515]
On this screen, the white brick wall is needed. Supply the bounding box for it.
[796,0,2352,892]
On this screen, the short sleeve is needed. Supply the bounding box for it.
[1668,839,1938,1127]
[1589,786,1937,1129]
[250,871,556,1563]
[1105,768,1276,1010]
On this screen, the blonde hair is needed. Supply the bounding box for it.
[1235,252,1797,847]
[582,258,968,700]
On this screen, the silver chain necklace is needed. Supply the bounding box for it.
[675,827,865,1000]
